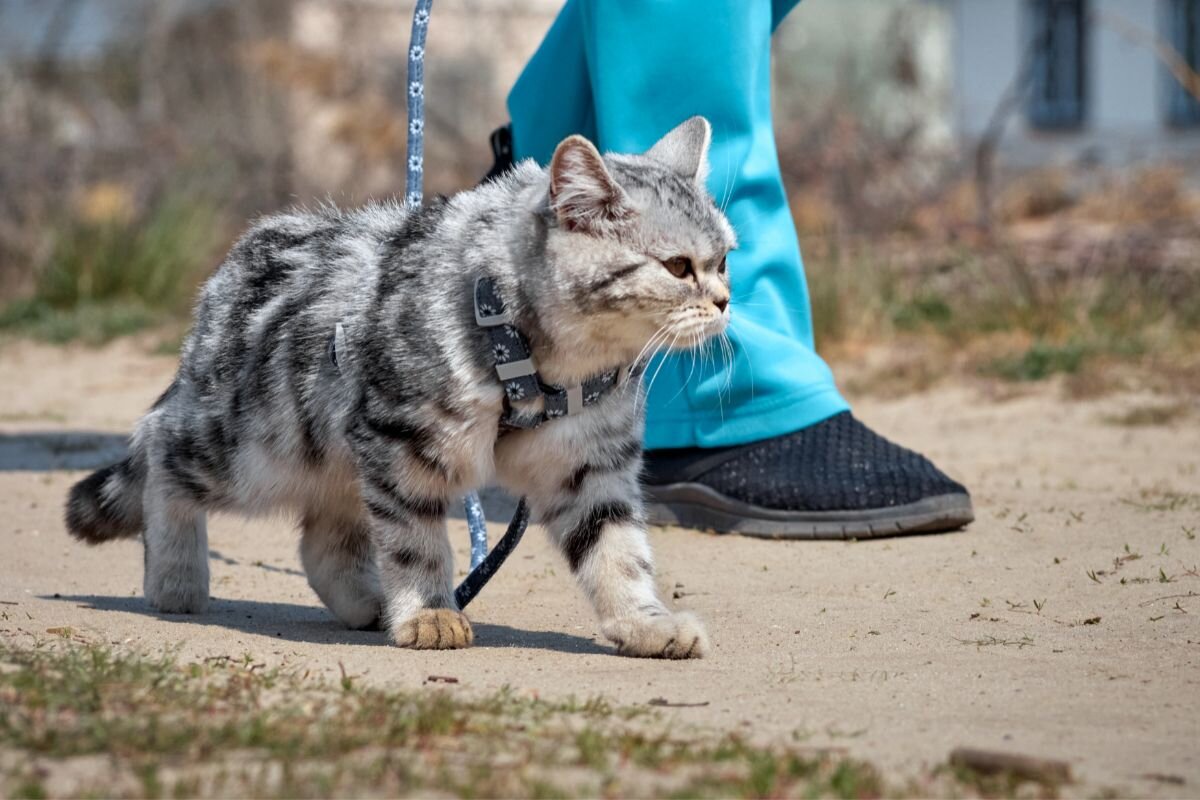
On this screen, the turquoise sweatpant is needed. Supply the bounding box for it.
[507,0,849,449]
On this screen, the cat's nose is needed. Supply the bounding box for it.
[713,296,729,313]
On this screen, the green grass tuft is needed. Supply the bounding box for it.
[804,241,1200,390]
[0,299,160,345]
[35,194,222,313]
[984,341,1089,382]
[891,293,954,332]
[1,193,224,345]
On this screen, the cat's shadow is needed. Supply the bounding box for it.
[46,594,610,656]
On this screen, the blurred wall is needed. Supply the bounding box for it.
[951,0,1200,166]
[777,0,952,147]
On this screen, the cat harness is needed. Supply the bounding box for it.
[473,276,640,431]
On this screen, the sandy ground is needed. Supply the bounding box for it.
[1,338,1198,796]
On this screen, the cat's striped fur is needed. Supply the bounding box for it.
[66,117,734,657]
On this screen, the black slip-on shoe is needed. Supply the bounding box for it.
[642,411,974,539]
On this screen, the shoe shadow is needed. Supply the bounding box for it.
[46,594,608,655]
[0,431,128,471]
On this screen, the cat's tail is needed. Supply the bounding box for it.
[66,377,179,544]
[65,453,146,544]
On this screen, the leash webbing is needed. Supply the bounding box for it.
[403,0,527,608]
[403,0,432,210]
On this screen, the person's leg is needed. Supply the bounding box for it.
[507,2,595,169]
[502,0,972,538]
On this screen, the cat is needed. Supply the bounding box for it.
[65,116,735,658]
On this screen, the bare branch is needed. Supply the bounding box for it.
[1095,10,1200,103]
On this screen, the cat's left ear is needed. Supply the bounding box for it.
[645,116,712,187]
[549,135,633,233]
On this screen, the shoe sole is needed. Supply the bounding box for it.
[644,483,974,540]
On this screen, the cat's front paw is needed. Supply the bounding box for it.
[145,572,209,615]
[602,611,709,659]
[392,608,474,650]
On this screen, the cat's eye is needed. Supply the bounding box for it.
[661,256,693,279]
[716,256,727,275]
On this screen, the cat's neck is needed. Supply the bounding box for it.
[526,324,633,388]
[493,275,633,388]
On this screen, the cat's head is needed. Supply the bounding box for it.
[537,117,736,367]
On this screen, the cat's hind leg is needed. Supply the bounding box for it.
[300,510,382,630]
[142,473,210,614]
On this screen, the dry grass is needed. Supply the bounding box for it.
[803,166,1200,397]
[1102,402,1193,427]
[0,636,1082,799]
[0,639,902,799]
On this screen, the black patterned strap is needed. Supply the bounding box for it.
[474,276,542,410]
[474,276,639,430]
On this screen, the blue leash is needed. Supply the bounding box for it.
[404,0,529,608]
[402,0,432,210]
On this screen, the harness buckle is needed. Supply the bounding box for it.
[474,276,514,327]
[567,385,584,415]
[496,358,536,382]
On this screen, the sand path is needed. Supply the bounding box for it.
[2,340,1197,795]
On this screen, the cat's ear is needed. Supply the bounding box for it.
[548,135,632,233]
[645,116,711,187]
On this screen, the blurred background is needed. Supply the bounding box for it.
[1,0,1198,398]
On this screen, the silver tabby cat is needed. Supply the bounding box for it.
[65,116,735,658]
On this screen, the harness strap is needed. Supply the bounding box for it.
[474,276,636,430]
[474,276,541,411]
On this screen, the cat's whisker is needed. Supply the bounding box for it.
[718,335,734,408]
[629,328,673,405]
[720,331,735,395]
[696,334,727,425]
[729,285,817,314]
[718,140,735,215]
[666,330,701,404]
[643,326,674,359]
[732,283,811,300]
[715,337,727,426]
[639,332,681,412]
[700,331,710,381]
[726,323,756,402]
[624,323,673,398]
[729,301,815,316]
[701,336,723,417]
[632,326,669,370]
[710,340,729,412]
